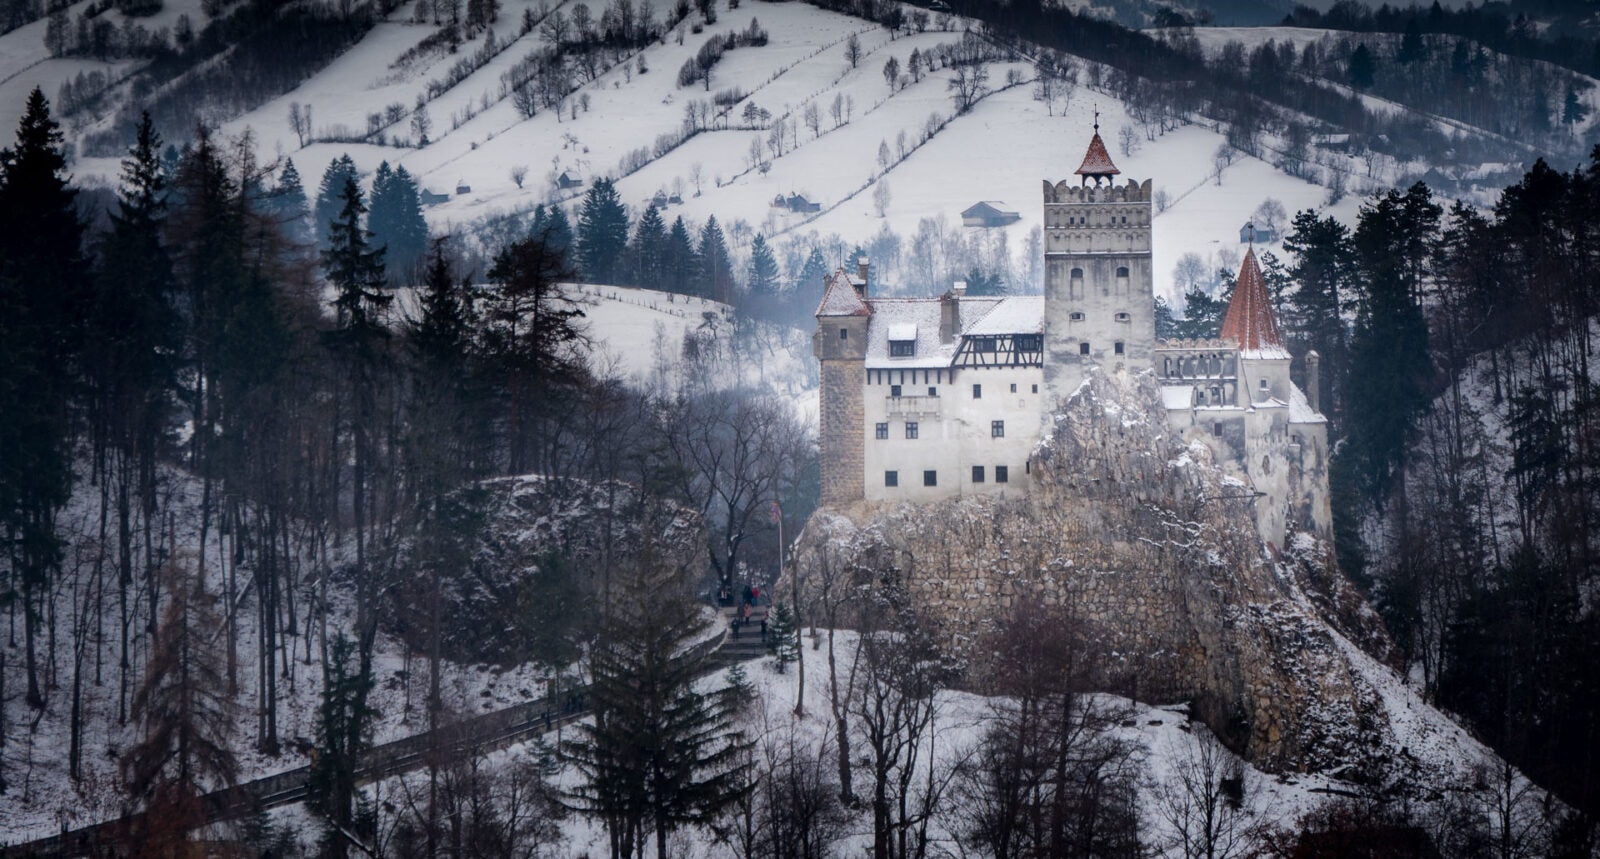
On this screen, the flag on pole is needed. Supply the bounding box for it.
[768,500,782,525]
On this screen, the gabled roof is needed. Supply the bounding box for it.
[816,268,870,317]
[1074,124,1120,181]
[1220,247,1287,358]
[962,201,1017,217]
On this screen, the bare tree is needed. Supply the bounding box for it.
[288,101,312,147]
[829,93,844,128]
[120,550,238,852]
[511,164,528,188]
[883,55,900,92]
[845,32,862,69]
[1118,124,1140,157]
[1148,727,1263,859]
[872,179,890,218]
[948,62,989,114]
[803,101,822,139]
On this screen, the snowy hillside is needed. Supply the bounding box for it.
[0,0,1396,306]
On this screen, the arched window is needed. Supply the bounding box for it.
[1115,266,1130,295]
[1069,267,1085,299]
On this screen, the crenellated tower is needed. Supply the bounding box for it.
[1042,118,1155,406]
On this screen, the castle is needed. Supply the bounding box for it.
[813,125,1331,548]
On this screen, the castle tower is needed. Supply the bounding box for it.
[813,268,871,505]
[1042,120,1155,405]
[1220,246,1290,402]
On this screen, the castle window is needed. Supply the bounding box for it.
[1115,266,1130,295]
[992,420,1005,438]
[1079,342,1090,355]
[1010,383,1017,393]
[1069,267,1084,299]
[906,421,919,439]
[1115,311,1131,322]
[885,470,898,487]
[1015,334,1042,351]
[996,465,1010,483]
[1032,384,1038,393]
[972,465,985,483]
[974,337,998,352]
[972,384,982,399]
[924,470,938,487]
[1069,312,1085,322]
[840,328,848,340]
[889,340,914,357]
[1116,266,1129,277]
[891,384,902,397]
[1261,455,1273,475]
[1259,378,1269,392]
[875,422,888,439]
[1114,341,1124,355]
[1213,421,1222,437]
[928,387,937,396]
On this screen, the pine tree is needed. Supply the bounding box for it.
[483,226,588,472]
[1348,43,1376,90]
[629,202,668,290]
[698,215,733,303]
[1283,210,1355,421]
[766,601,798,671]
[531,202,576,263]
[314,153,359,251]
[746,232,779,297]
[265,157,311,247]
[0,87,89,710]
[563,551,752,859]
[797,246,830,291]
[369,162,430,284]
[310,634,377,857]
[577,176,629,283]
[665,215,698,296]
[1345,183,1439,504]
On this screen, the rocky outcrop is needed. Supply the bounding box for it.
[795,370,1403,777]
[391,475,705,665]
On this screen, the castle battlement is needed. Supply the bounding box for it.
[1043,177,1153,204]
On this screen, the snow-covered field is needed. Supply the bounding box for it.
[8,0,1391,306]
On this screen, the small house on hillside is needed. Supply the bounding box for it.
[455,180,472,195]
[558,171,584,190]
[773,193,821,214]
[1239,222,1278,243]
[420,188,450,206]
[962,201,1021,227]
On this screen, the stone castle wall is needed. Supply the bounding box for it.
[818,359,865,505]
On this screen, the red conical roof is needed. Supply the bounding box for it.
[1220,248,1286,356]
[1074,124,1121,182]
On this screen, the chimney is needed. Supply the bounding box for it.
[940,288,960,343]
[857,256,870,290]
[952,280,967,297]
[1305,350,1321,414]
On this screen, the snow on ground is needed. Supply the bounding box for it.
[250,627,1442,857]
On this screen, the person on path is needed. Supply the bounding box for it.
[761,619,767,642]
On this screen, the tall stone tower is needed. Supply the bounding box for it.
[813,268,871,505]
[1042,120,1155,405]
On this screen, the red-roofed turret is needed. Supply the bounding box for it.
[1074,112,1121,186]
[1220,246,1285,356]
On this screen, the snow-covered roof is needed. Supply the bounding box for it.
[965,296,1044,335]
[816,268,870,317]
[962,201,1018,215]
[1220,247,1285,355]
[861,295,1043,367]
[864,299,954,369]
[1288,385,1326,424]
